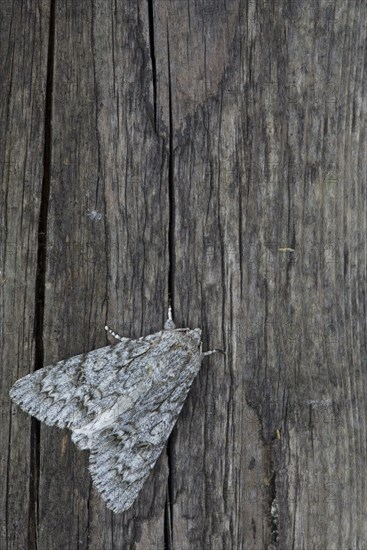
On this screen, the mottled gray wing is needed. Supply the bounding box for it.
[85,342,203,513]
[9,334,158,430]
[10,327,204,513]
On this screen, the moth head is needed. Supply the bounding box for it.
[188,328,202,347]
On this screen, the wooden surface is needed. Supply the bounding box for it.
[1,1,367,548]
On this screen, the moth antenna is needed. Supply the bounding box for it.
[105,325,125,342]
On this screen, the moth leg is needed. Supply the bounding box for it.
[104,325,126,342]
[202,348,225,357]
[203,350,218,357]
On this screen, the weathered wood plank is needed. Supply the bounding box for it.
[3,0,367,548]
[158,0,367,549]
[37,1,169,549]
[0,2,51,549]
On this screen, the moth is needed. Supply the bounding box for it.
[9,307,218,513]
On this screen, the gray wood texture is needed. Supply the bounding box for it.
[1,0,366,548]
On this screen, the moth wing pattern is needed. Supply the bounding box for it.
[9,324,205,513]
[9,335,156,432]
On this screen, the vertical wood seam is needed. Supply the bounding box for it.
[147,0,157,132]
[164,23,175,550]
[30,1,56,547]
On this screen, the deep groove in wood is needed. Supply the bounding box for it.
[147,0,157,131]
[29,1,55,548]
[164,28,175,550]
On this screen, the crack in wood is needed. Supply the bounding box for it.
[164,26,175,550]
[147,0,157,132]
[29,1,55,548]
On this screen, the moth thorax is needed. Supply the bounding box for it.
[164,318,176,330]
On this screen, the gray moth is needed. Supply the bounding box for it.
[9,307,217,513]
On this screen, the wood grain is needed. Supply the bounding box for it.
[0,2,51,549]
[2,0,367,548]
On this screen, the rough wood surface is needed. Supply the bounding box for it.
[2,1,367,549]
